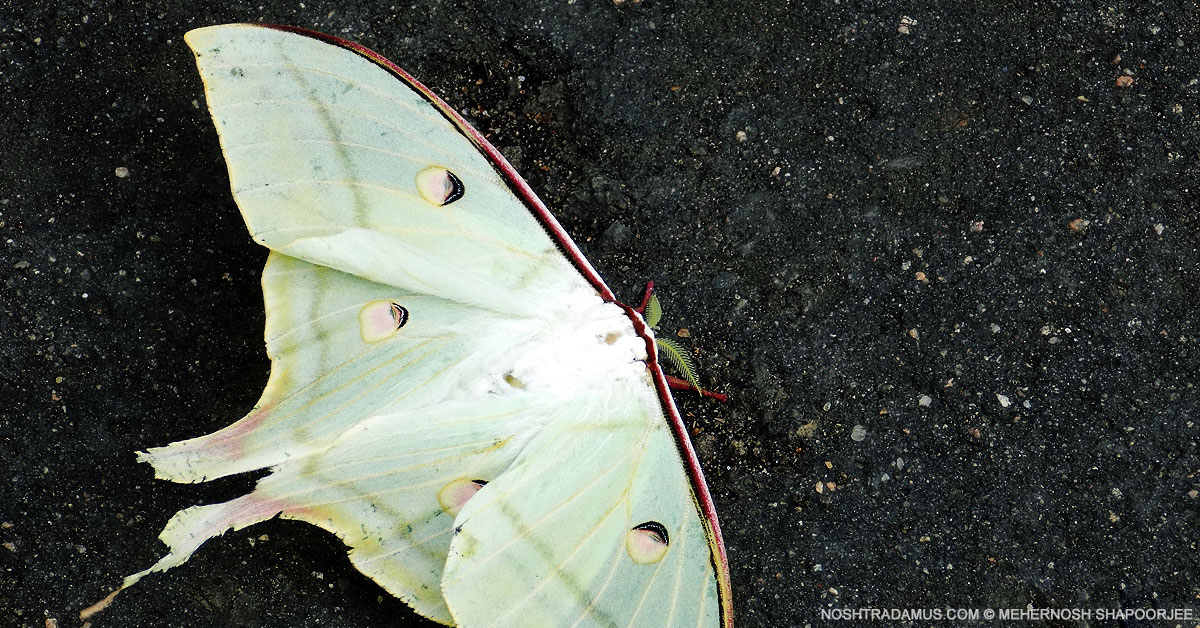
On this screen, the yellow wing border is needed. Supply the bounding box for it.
[236,24,735,627]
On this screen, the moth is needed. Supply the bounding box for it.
[113,23,733,627]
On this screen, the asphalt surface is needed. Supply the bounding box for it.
[2,2,1198,627]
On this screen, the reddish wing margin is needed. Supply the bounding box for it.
[259,24,734,627]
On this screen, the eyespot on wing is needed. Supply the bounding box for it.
[415,166,465,206]
[358,300,409,342]
[626,520,670,564]
[438,479,488,518]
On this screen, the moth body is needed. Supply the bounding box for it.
[476,294,649,400]
[115,23,733,628]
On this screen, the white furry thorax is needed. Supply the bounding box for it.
[471,288,652,400]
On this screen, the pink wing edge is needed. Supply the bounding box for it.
[257,23,734,627]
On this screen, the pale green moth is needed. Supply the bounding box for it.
[106,24,733,627]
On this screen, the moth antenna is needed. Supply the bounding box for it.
[646,292,726,401]
[656,337,702,393]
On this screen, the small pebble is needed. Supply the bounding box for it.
[997,394,1011,408]
[918,395,932,407]
[850,425,867,441]
[602,221,632,247]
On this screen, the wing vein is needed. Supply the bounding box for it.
[202,59,450,127]
[490,489,629,627]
